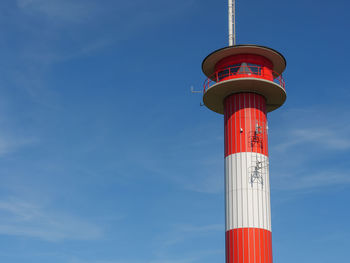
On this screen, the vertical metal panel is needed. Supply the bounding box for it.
[224,92,273,263]
[262,186,267,230]
[238,228,244,263]
[252,184,259,227]
[234,228,239,263]
[248,228,254,263]
[255,228,261,263]
[237,191,243,228]
[224,93,268,157]
[247,178,254,227]
[225,153,271,231]
[243,228,249,263]
[226,228,273,263]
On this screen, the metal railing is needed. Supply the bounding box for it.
[203,65,285,93]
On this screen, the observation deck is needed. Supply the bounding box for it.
[202,45,287,114]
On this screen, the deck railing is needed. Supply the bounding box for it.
[203,65,285,93]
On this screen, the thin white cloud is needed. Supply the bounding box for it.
[271,107,350,152]
[273,170,350,190]
[9,0,198,107]
[153,223,222,259]
[149,259,198,263]
[17,0,95,23]
[182,171,223,194]
[274,127,350,152]
[159,224,222,247]
[177,224,223,233]
[0,133,37,156]
[269,107,350,191]
[0,199,103,241]
[68,258,198,263]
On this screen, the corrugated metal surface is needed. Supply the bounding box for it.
[224,92,272,263]
[226,228,273,263]
[225,152,271,231]
[224,93,268,157]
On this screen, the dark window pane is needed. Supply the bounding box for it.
[218,69,229,80]
[228,64,240,74]
[247,63,261,74]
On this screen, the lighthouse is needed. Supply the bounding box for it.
[201,1,286,263]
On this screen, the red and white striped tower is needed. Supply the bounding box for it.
[202,44,286,263]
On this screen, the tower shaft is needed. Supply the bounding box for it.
[201,45,286,263]
[224,93,272,263]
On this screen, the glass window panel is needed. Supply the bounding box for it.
[218,69,229,80]
[247,63,261,75]
[238,62,251,74]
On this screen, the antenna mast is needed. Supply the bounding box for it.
[228,0,236,46]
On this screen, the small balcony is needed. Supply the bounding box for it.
[204,64,285,93]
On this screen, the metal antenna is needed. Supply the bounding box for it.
[228,0,236,46]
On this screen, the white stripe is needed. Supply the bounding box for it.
[225,152,271,231]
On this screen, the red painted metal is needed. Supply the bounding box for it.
[215,54,273,72]
[226,228,273,263]
[203,65,285,93]
[202,47,286,263]
[224,93,268,157]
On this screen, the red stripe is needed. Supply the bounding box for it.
[238,228,244,263]
[255,228,261,263]
[226,228,272,263]
[262,230,265,263]
[229,230,233,263]
[234,227,239,263]
[235,94,239,154]
[224,93,268,157]
[241,94,247,153]
[226,230,230,263]
[243,227,249,263]
[249,228,254,263]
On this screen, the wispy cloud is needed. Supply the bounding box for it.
[274,127,350,152]
[68,258,199,263]
[178,224,222,233]
[273,170,350,190]
[271,107,350,151]
[269,107,350,191]
[151,223,222,262]
[0,133,37,156]
[17,0,96,23]
[8,0,197,107]
[63,224,224,263]
[181,171,223,194]
[148,259,199,263]
[0,198,103,241]
[158,224,222,247]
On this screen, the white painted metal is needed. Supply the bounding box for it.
[225,152,271,231]
[228,0,236,46]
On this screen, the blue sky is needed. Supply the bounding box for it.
[0,0,349,262]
